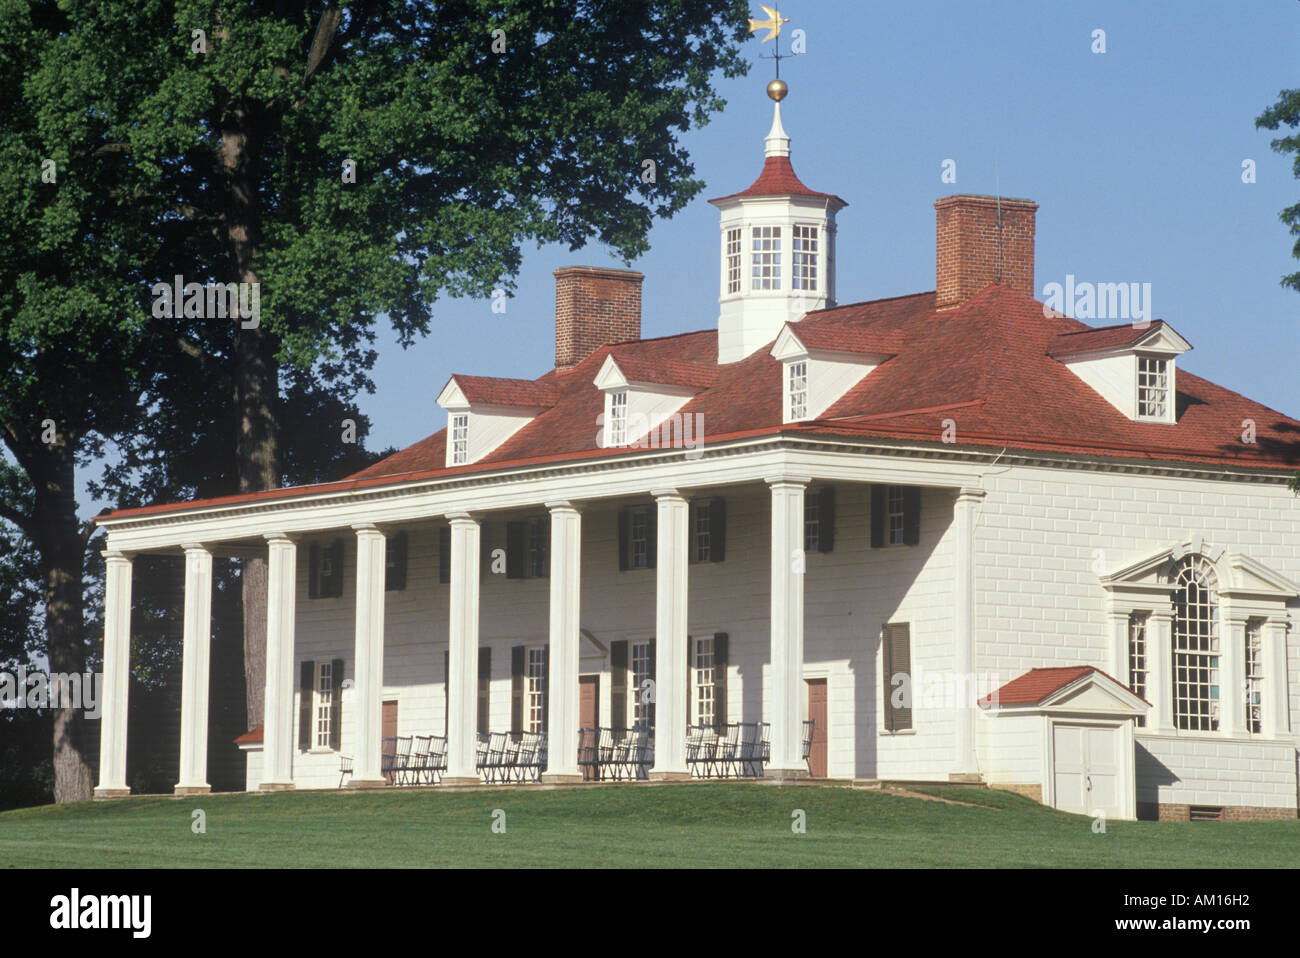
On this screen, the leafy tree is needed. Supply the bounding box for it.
[3,0,748,799]
[1256,88,1300,493]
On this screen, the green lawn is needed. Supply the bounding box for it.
[1,783,1296,868]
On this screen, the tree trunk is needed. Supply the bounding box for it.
[32,441,93,803]
[220,98,279,732]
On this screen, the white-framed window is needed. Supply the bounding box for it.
[694,635,715,727]
[607,389,628,447]
[887,485,905,546]
[629,506,650,569]
[632,640,654,728]
[751,226,781,290]
[787,360,808,421]
[1128,612,1148,727]
[1245,619,1263,734]
[1137,356,1170,419]
[792,224,818,291]
[693,500,711,562]
[450,412,470,465]
[315,660,334,749]
[1172,556,1220,732]
[526,647,547,733]
[725,228,742,294]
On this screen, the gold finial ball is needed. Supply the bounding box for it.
[766,78,788,102]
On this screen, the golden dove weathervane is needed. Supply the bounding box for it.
[749,5,795,102]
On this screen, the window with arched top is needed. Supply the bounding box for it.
[1172,556,1221,731]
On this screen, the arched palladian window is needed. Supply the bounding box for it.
[1172,556,1220,731]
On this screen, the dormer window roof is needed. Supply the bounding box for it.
[594,354,714,449]
[771,323,894,424]
[1049,321,1192,425]
[436,374,559,467]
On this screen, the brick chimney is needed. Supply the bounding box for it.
[554,266,643,372]
[934,195,1037,309]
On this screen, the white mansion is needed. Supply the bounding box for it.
[93,90,1300,822]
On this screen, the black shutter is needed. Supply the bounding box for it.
[539,515,551,578]
[713,633,728,731]
[444,650,450,734]
[902,487,922,546]
[870,485,885,549]
[326,539,345,597]
[299,660,314,749]
[438,527,451,584]
[617,509,630,571]
[611,641,628,734]
[478,648,491,734]
[385,531,408,591]
[882,623,912,732]
[710,497,726,562]
[510,645,525,734]
[646,506,658,569]
[818,486,836,553]
[505,520,525,579]
[308,544,320,598]
[329,658,344,750]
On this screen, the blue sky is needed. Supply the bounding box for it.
[363,0,1300,456]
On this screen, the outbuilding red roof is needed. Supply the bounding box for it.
[97,283,1300,523]
[1047,320,1175,358]
[979,666,1149,707]
[234,725,264,745]
[445,375,560,408]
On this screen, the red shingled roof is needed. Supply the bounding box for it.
[709,155,846,205]
[979,666,1148,707]
[97,283,1300,522]
[445,375,560,408]
[609,356,720,390]
[1047,320,1176,358]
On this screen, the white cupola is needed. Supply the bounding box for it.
[708,84,847,364]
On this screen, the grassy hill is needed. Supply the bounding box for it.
[2,783,1296,868]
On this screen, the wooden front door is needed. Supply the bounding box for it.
[381,699,398,784]
[579,675,599,729]
[806,679,827,778]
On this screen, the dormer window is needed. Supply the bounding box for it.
[787,360,808,420]
[792,224,818,291]
[607,389,628,447]
[450,413,469,465]
[752,226,781,290]
[725,228,742,294]
[1137,356,1170,420]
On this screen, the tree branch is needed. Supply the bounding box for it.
[305,4,343,84]
[0,501,35,538]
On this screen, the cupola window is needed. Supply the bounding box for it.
[752,226,782,290]
[792,224,818,291]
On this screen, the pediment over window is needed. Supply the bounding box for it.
[1099,537,1299,607]
[435,375,559,466]
[593,355,712,448]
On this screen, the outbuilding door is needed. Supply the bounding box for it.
[1052,723,1121,818]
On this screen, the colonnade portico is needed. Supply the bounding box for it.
[95,470,980,796]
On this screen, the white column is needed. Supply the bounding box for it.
[543,502,583,782]
[767,477,808,778]
[445,514,481,783]
[176,543,214,794]
[1220,611,1247,736]
[1148,611,1173,732]
[952,488,984,778]
[261,535,297,789]
[1263,618,1290,738]
[650,490,690,780]
[95,550,133,798]
[350,524,387,787]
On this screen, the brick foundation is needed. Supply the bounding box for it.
[1142,802,1297,822]
[989,782,1042,803]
